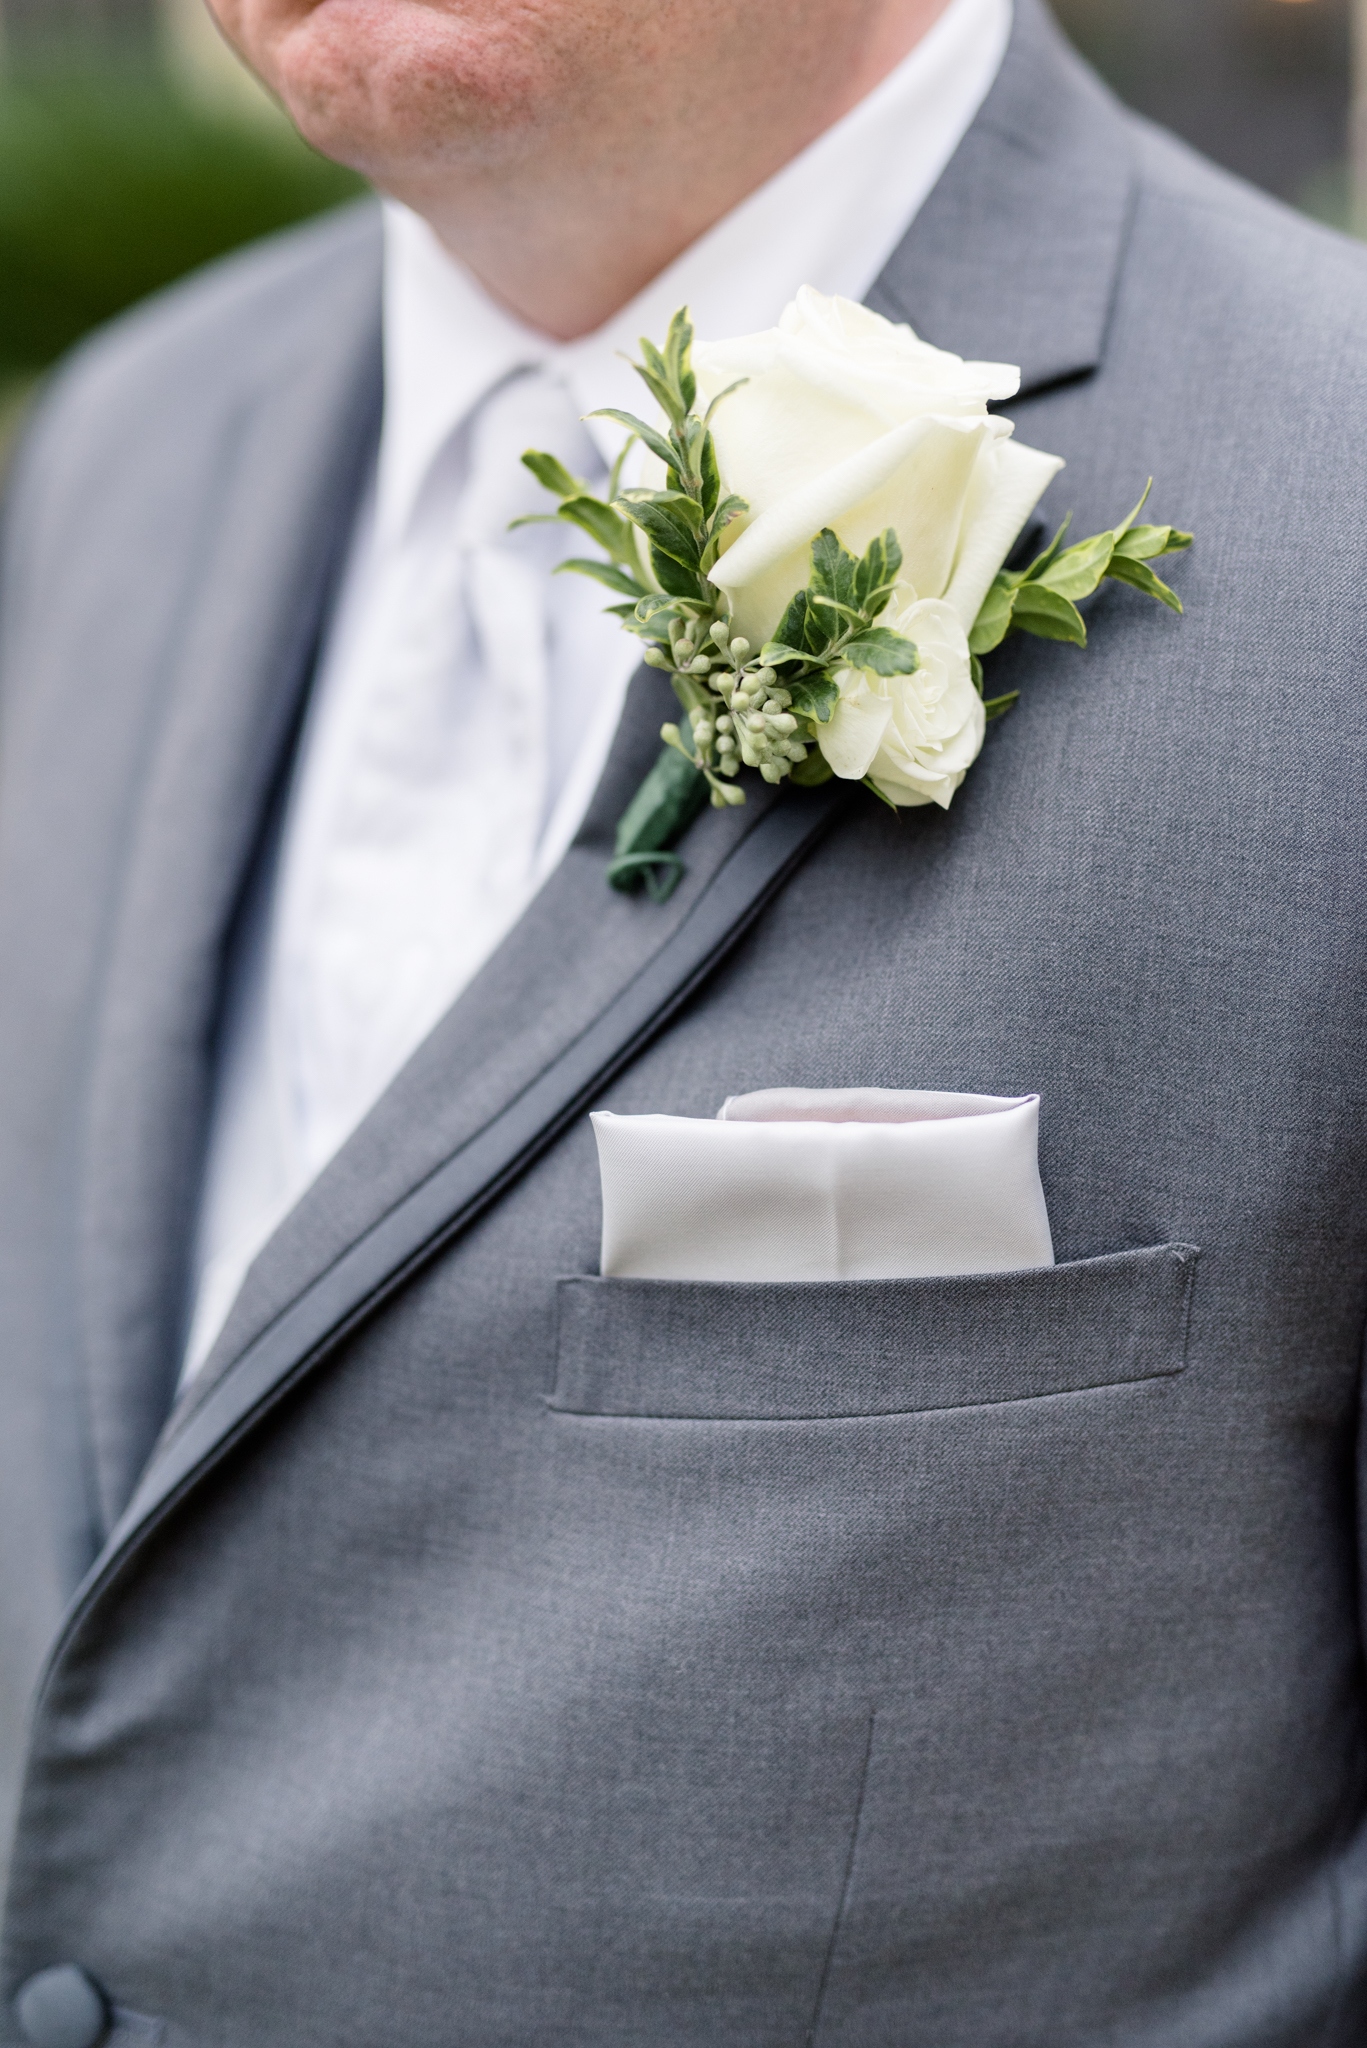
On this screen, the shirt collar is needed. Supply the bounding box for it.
[377,0,1012,546]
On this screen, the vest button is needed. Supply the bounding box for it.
[14,1966,110,2048]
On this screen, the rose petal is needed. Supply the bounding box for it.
[864,598,985,809]
[710,413,1005,645]
[818,684,895,782]
[777,288,1021,408]
[941,438,1065,635]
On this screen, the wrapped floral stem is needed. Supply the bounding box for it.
[518,290,1191,901]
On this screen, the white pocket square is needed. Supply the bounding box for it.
[592,1088,1054,1283]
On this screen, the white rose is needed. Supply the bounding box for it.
[692,286,1064,649]
[818,598,984,810]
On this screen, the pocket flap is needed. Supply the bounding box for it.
[550,1245,1199,1419]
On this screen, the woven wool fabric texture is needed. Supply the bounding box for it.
[3,3,1367,2042]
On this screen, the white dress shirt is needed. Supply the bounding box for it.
[182,0,1013,1380]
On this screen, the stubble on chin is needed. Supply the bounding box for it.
[213,0,616,185]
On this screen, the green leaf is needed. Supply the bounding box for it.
[862,775,900,813]
[556,494,639,560]
[1037,530,1115,602]
[1017,514,1073,583]
[768,589,809,654]
[702,377,749,426]
[627,491,705,542]
[699,429,721,521]
[809,527,860,615]
[807,595,867,628]
[983,691,1020,723]
[855,529,903,612]
[635,371,680,425]
[766,588,827,661]
[1105,552,1184,613]
[521,448,585,499]
[553,558,645,598]
[703,494,749,566]
[675,413,708,477]
[630,354,685,428]
[649,547,706,600]
[968,578,1019,656]
[664,306,697,414]
[786,670,842,725]
[607,432,638,502]
[1113,479,1154,540]
[619,496,704,573]
[621,486,705,530]
[1011,583,1087,646]
[589,408,677,474]
[638,335,670,386]
[970,652,985,697]
[841,628,920,676]
[627,310,697,429]
[619,605,676,641]
[1113,523,1193,563]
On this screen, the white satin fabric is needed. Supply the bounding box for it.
[593,1088,1054,1282]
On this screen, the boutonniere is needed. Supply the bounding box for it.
[521,287,1191,901]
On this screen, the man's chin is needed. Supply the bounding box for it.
[256,0,528,155]
[258,0,543,176]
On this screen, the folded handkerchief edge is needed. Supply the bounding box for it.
[718,1085,1034,1125]
[593,1089,1054,1284]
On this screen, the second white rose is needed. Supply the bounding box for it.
[816,598,984,810]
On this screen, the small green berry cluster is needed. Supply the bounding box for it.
[648,613,811,805]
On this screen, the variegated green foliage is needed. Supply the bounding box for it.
[516,308,744,620]
[516,304,1192,899]
[518,310,923,839]
[967,483,1193,721]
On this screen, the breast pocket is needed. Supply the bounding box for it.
[548,1244,1199,1420]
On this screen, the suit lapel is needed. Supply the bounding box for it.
[76,246,382,1538]
[868,0,1133,399]
[85,755,847,1605]
[173,659,746,1408]
[65,0,1138,1615]
[160,659,843,1421]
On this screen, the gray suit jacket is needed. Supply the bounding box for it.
[4,4,1367,2040]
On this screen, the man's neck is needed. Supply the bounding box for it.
[380,0,957,340]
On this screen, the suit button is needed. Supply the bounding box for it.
[14,1966,110,2048]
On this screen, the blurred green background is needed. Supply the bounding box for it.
[0,0,1358,462]
[0,0,366,457]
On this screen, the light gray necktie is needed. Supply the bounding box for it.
[280,365,605,1177]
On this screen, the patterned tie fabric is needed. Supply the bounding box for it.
[275,366,606,1183]
[181,368,615,1377]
